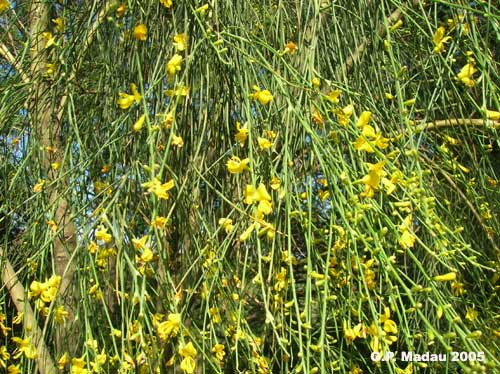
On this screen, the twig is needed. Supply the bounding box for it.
[414,118,500,132]
[427,166,499,253]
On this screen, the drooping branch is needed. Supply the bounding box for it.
[339,0,420,75]
[56,1,117,123]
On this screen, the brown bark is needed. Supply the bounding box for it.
[28,0,79,355]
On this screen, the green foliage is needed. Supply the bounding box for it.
[0,0,499,373]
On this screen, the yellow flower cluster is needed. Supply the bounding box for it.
[166,54,183,78]
[353,111,390,153]
[239,183,275,241]
[155,313,181,341]
[132,235,155,264]
[179,342,197,374]
[359,160,387,198]
[29,275,61,303]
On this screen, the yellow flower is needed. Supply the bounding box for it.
[137,247,154,262]
[284,41,297,53]
[265,130,276,139]
[312,110,324,127]
[58,353,69,370]
[239,223,255,241]
[465,307,478,322]
[0,0,10,12]
[133,24,147,41]
[390,19,403,32]
[433,272,457,282]
[457,61,477,87]
[173,33,187,51]
[180,357,196,374]
[53,305,68,324]
[360,160,386,198]
[171,134,184,148]
[243,183,271,205]
[28,277,57,305]
[399,229,415,249]
[8,364,21,374]
[165,85,189,97]
[250,85,273,105]
[133,114,146,132]
[111,329,122,337]
[161,110,175,128]
[95,227,112,243]
[12,312,22,325]
[179,341,197,358]
[270,177,281,190]
[343,321,367,344]
[117,83,142,109]
[116,3,126,17]
[71,356,88,374]
[356,111,372,128]
[195,4,209,15]
[258,137,273,149]
[0,345,10,368]
[52,17,65,32]
[179,342,198,374]
[91,350,107,371]
[326,89,341,103]
[335,104,354,127]
[274,267,287,291]
[160,0,173,8]
[318,190,330,201]
[42,32,55,48]
[433,27,452,54]
[451,281,465,296]
[157,313,181,341]
[234,121,249,146]
[380,307,398,335]
[311,77,320,88]
[354,125,390,153]
[212,343,226,361]
[11,337,37,359]
[257,200,273,217]
[226,156,250,174]
[166,54,183,77]
[132,235,148,250]
[218,218,234,233]
[33,179,45,193]
[141,177,175,199]
[151,216,168,228]
[382,170,402,195]
[47,220,58,233]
